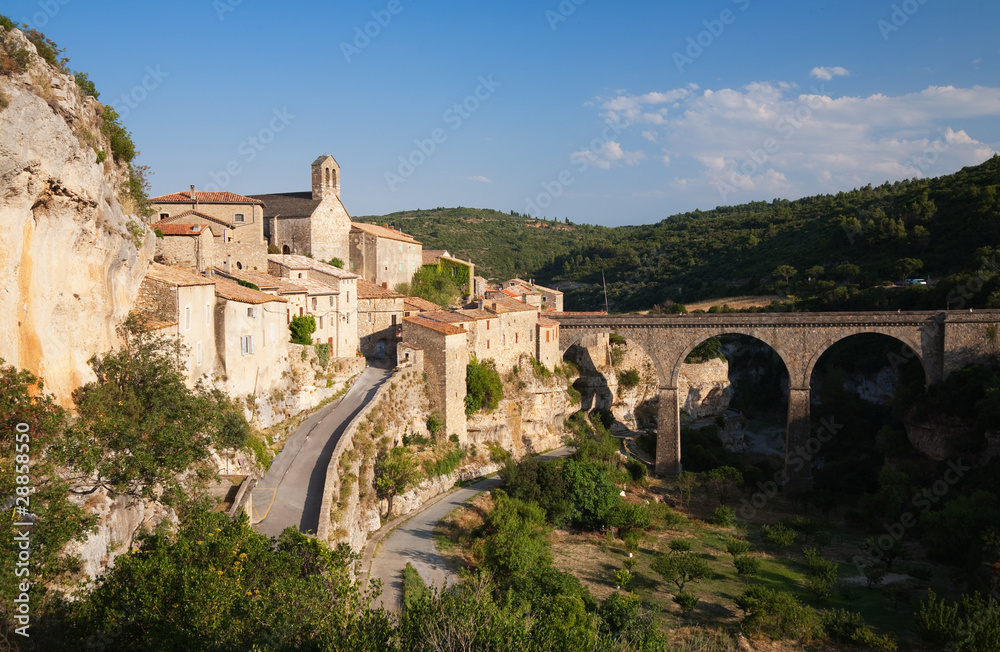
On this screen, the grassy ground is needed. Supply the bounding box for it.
[436,478,956,651]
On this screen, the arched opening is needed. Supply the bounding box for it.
[282,244,291,255]
[807,333,927,509]
[236,261,243,270]
[674,334,791,481]
[375,339,388,358]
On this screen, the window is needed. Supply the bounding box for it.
[487,340,490,350]
[247,306,257,318]
[312,297,317,310]
[529,331,533,343]
[347,313,350,324]
[205,303,211,325]
[398,262,403,273]
[236,261,243,270]
[240,335,254,356]
[298,273,303,278]
[287,309,290,324]
[329,296,334,306]
[234,213,245,223]
[546,331,550,343]
[184,306,191,331]
[368,312,373,323]
[487,321,490,330]
[318,316,323,330]
[347,291,350,302]
[398,243,402,253]
[452,267,457,277]
[391,315,397,326]
[515,333,519,344]
[196,341,202,365]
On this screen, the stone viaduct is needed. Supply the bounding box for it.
[553,310,1000,490]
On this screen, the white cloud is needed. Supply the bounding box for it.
[597,85,698,126]
[469,175,493,183]
[810,66,850,81]
[592,82,1000,206]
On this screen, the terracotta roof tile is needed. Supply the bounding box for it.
[358,278,405,300]
[404,314,467,336]
[455,309,497,321]
[214,277,287,304]
[135,310,178,331]
[422,249,449,266]
[419,310,471,325]
[483,296,538,314]
[404,296,440,312]
[145,262,215,287]
[214,269,306,294]
[156,223,215,237]
[159,210,232,229]
[150,190,264,205]
[290,277,340,296]
[267,254,360,280]
[537,317,560,327]
[351,221,421,245]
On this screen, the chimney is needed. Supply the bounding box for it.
[381,282,388,289]
[190,185,198,210]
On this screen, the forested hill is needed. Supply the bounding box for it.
[358,156,1000,312]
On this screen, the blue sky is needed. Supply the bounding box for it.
[9,0,1000,226]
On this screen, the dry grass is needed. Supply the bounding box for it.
[683,295,788,312]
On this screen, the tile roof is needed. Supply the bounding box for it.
[150,190,264,205]
[483,295,539,314]
[267,254,360,280]
[358,278,405,300]
[419,310,472,325]
[351,221,421,245]
[213,277,287,304]
[404,296,440,312]
[404,314,467,336]
[537,317,560,327]
[145,262,215,287]
[159,210,232,229]
[455,309,497,321]
[214,268,306,294]
[135,310,178,331]
[156,223,215,237]
[290,277,340,296]
[248,191,321,219]
[422,249,449,266]
[504,278,564,296]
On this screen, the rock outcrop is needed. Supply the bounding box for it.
[0,27,153,406]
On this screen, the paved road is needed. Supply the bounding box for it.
[252,363,393,540]
[366,447,572,611]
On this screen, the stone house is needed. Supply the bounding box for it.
[502,278,564,312]
[267,254,360,357]
[150,188,267,272]
[135,263,218,387]
[423,249,475,297]
[212,277,289,398]
[536,317,561,370]
[357,279,404,359]
[481,295,542,372]
[212,268,308,339]
[402,315,468,443]
[250,155,352,263]
[349,222,422,290]
[154,223,216,273]
[418,309,500,364]
[403,296,440,318]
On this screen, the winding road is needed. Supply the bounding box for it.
[252,362,393,540]
[366,447,573,611]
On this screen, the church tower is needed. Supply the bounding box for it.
[311,155,341,201]
[308,155,352,264]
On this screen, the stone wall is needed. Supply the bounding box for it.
[269,216,311,255]
[402,319,468,443]
[358,296,403,359]
[309,196,352,264]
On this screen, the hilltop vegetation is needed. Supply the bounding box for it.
[362,156,1000,312]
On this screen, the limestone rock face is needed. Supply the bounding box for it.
[678,358,733,421]
[0,28,153,405]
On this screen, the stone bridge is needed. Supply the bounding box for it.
[553,310,1000,489]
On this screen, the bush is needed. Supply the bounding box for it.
[733,555,760,582]
[402,562,429,611]
[652,551,712,592]
[426,412,443,437]
[674,591,699,614]
[465,357,504,415]
[608,502,652,535]
[74,70,99,98]
[761,523,797,547]
[326,257,344,268]
[914,590,1000,652]
[726,537,751,557]
[617,368,640,388]
[313,342,331,368]
[608,332,626,345]
[668,539,692,553]
[712,505,737,527]
[289,314,316,344]
[101,106,136,163]
[736,586,821,642]
[823,609,897,650]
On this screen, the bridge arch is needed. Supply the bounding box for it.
[804,330,929,389]
[670,330,797,390]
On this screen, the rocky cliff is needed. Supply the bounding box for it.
[0,26,152,406]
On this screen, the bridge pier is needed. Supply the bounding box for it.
[784,387,814,492]
[655,386,681,476]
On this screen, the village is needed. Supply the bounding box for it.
[139,153,566,441]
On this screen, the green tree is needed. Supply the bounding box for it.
[563,460,621,529]
[704,465,744,505]
[480,490,552,581]
[465,357,504,416]
[54,316,250,504]
[772,264,798,284]
[289,314,316,344]
[374,446,421,518]
[651,551,711,592]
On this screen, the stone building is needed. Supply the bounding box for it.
[250,155,352,263]
[135,263,218,387]
[536,317,561,370]
[423,249,475,297]
[349,222,422,290]
[212,268,308,339]
[212,277,289,398]
[402,315,468,443]
[154,223,216,273]
[267,254,360,357]
[150,188,267,272]
[357,279,404,359]
[481,295,542,372]
[418,309,500,363]
[502,278,564,312]
[403,296,440,318]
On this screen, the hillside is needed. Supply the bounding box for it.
[360,157,1000,312]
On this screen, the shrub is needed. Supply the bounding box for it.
[761,523,797,547]
[617,368,640,388]
[465,357,503,415]
[733,555,761,582]
[864,563,887,588]
[73,70,99,98]
[736,586,821,642]
[726,537,751,557]
[313,342,331,369]
[652,551,711,592]
[608,332,626,345]
[101,106,136,163]
[289,314,316,344]
[402,562,429,611]
[668,539,692,553]
[822,609,897,650]
[426,412,443,437]
[914,590,1000,652]
[326,257,344,268]
[712,505,737,527]
[704,466,743,505]
[608,502,652,535]
[0,14,14,31]
[530,356,551,378]
[673,591,699,614]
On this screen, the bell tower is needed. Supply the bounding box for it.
[311,155,340,201]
